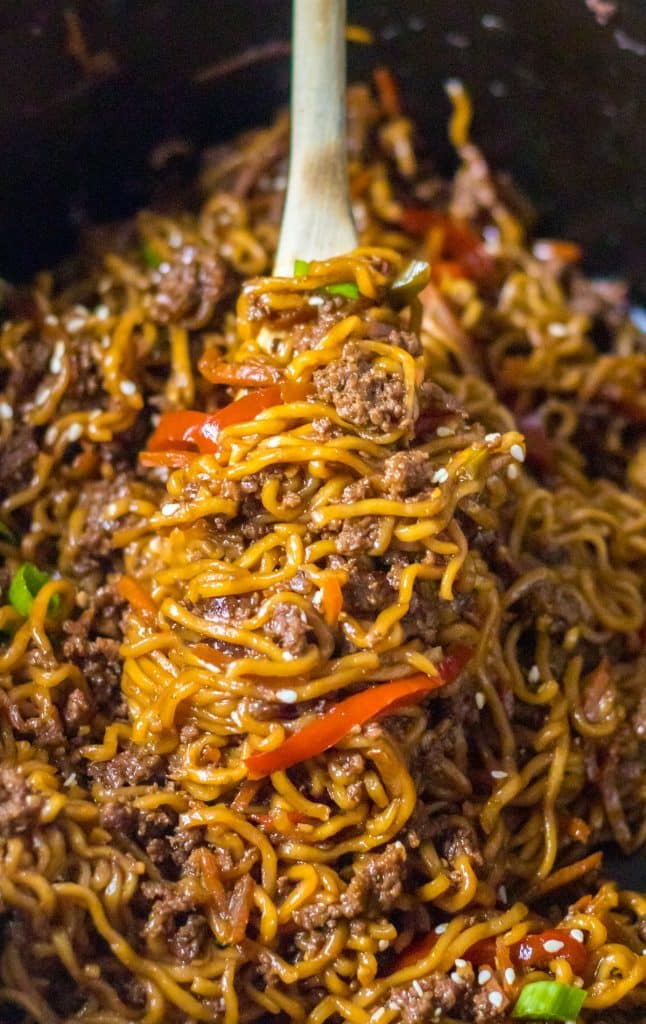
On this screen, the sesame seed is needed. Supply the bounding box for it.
[44,314,59,326]
[0,401,13,419]
[498,885,507,903]
[434,922,448,934]
[95,304,110,319]
[491,769,508,779]
[436,425,454,437]
[454,958,467,968]
[49,341,65,374]
[378,939,389,951]
[478,969,492,984]
[544,939,564,954]
[484,432,501,444]
[570,929,585,943]
[45,426,57,445]
[412,980,424,997]
[507,463,519,480]
[101,335,111,348]
[450,972,464,985]
[63,773,77,787]
[309,294,325,306]
[35,388,50,406]
[276,689,298,704]
[488,991,504,1009]
[67,423,83,442]
[475,691,485,709]
[504,967,516,985]
[161,502,181,517]
[528,665,540,683]
[66,316,86,333]
[510,443,525,463]
[548,321,569,337]
[120,380,137,396]
[432,467,449,484]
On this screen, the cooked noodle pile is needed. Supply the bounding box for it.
[0,77,645,1024]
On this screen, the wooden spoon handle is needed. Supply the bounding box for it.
[274,0,358,276]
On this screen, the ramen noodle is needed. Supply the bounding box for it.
[0,75,644,1024]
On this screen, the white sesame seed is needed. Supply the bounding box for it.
[484,432,501,444]
[433,1010,442,1021]
[507,463,519,480]
[528,665,540,684]
[454,958,467,968]
[49,340,65,374]
[95,304,110,320]
[510,443,525,463]
[161,502,181,517]
[434,922,448,934]
[35,387,50,406]
[436,425,454,437]
[67,423,83,442]
[66,316,86,333]
[432,467,449,484]
[488,991,504,1008]
[498,884,507,903]
[450,972,464,985]
[412,980,424,997]
[478,969,492,984]
[63,772,77,787]
[45,426,57,446]
[548,321,569,337]
[491,770,508,779]
[544,939,564,954]
[119,380,137,396]
[309,294,325,306]
[44,314,59,326]
[276,689,298,704]
[0,401,13,419]
[504,967,516,985]
[101,335,111,348]
[475,691,485,709]
[378,939,389,951]
[570,929,585,944]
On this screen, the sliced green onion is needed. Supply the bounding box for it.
[512,981,586,1021]
[390,259,430,307]
[9,563,59,618]
[294,259,310,277]
[0,520,15,544]
[325,282,360,299]
[141,241,163,269]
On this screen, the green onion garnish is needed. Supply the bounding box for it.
[294,259,310,277]
[9,563,59,618]
[325,282,360,299]
[141,241,163,269]
[390,259,430,307]
[512,981,586,1021]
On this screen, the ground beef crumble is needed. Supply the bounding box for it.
[313,342,409,433]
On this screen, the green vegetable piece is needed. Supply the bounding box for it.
[390,259,431,307]
[294,259,310,277]
[0,520,15,544]
[325,282,360,299]
[512,981,586,1021]
[141,241,163,269]
[9,563,59,618]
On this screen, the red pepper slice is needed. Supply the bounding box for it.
[393,927,587,977]
[517,411,555,473]
[145,381,310,458]
[245,648,472,779]
[400,209,493,281]
[198,353,283,387]
[373,66,402,117]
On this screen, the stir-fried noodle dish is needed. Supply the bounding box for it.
[0,75,645,1024]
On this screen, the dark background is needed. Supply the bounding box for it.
[0,0,644,294]
[0,0,643,882]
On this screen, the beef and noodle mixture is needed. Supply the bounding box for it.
[0,74,645,1024]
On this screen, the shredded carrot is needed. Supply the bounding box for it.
[564,816,592,843]
[116,575,157,616]
[321,577,343,626]
[528,851,603,898]
[373,67,402,117]
[533,239,583,264]
[231,779,261,813]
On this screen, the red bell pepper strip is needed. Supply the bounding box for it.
[116,575,157,616]
[373,67,402,117]
[393,927,587,977]
[198,353,283,387]
[245,647,472,779]
[400,209,494,281]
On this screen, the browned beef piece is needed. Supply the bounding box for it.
[100,800,204,875]
[88,743,165,790]
[141,880,208,963]
[62,586,126,712]
[292,843,406,929]
[0,425,39,498]
[388,972,461,1024]
[463,973,510,1023]
[0,764,44,835]
[150,246,227,326]
[382,450,432,498]
[342,565,393,617]
[313,342,408,433]
[62,688,92,736]
[63,333,103,408]
[264,602,310,657]
[199,592,260,623]
[2,334,50,407]
[63,474,133,580]
[426,815,483,868]
[336,516,383,555]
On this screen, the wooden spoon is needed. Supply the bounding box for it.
[273,0,357,276]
